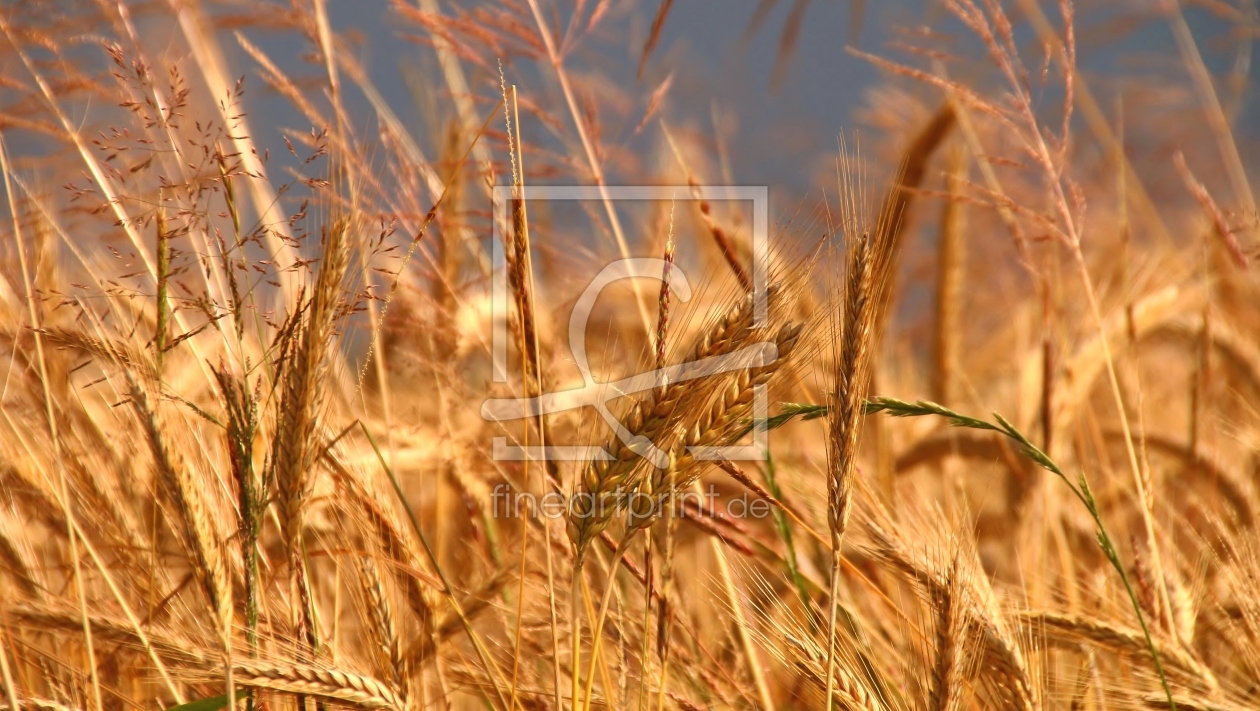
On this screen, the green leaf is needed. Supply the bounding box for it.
[735,402,830,440]
[165,691,248,711]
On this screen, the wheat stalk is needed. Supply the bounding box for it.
[931,146,966,405]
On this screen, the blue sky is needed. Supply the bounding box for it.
[270,0,1256,202]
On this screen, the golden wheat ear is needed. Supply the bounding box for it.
[269,215,356,652]
[126,372,233,644]
[821,139,906,710]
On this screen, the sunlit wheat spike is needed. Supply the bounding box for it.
[777,632,884,710]
[271,215,353,648]
[127,373,232,644]
[566,286,767,557]
[356,555,408,702]
[230,661,406,711]
[1018,610,1217,691]
[928,559,966,711]
[630,320,806,527]
[6,602,210,667]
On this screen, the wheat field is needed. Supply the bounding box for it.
[0,1,1258,710]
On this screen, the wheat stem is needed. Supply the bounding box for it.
[581,541,632,711]
[570,565,583,711]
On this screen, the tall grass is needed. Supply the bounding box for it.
[0,1,1258,710]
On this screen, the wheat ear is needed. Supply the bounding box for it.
[928,559,966,711]
[0,514,38,597]
[356,556,408,704]
[566,287,761,559]
[825,145,902,710]
[272,216,351,650]
[127,374,232,647]
[780,633,882,710]
[325,451,438,627]
[1018,610,1216,691]
[6,602,209,667]
[230,661,405,711]
[865,521,1035,709]
[213,366,261,657]
[626,320,806,536]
